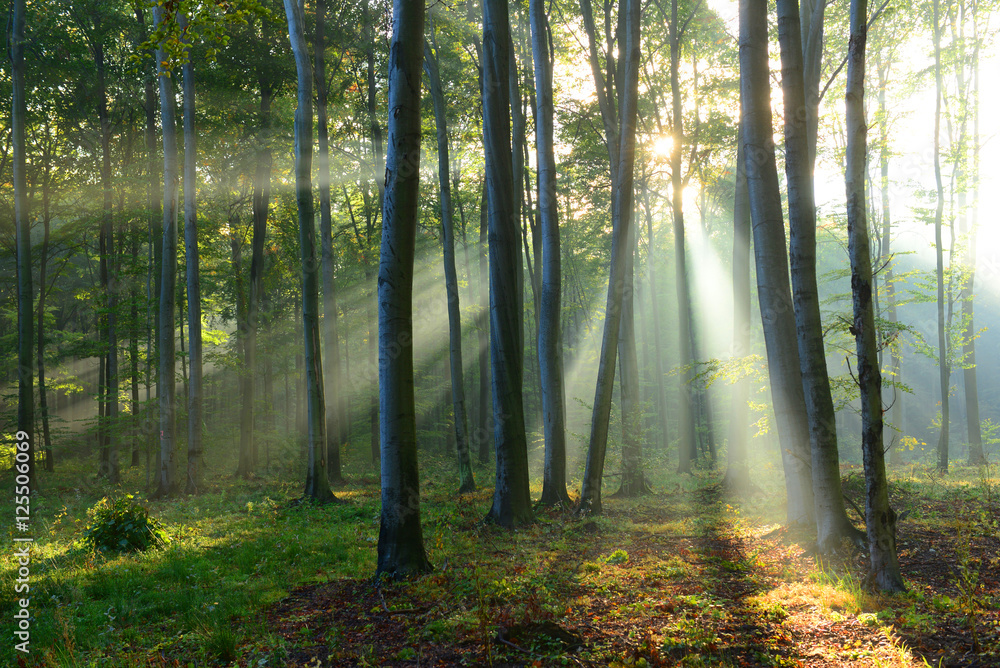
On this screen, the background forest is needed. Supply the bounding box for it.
[2,0,999,665]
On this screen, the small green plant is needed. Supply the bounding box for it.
[605,549,629,565]
[80,494,168,553]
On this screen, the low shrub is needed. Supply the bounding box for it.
[80,494,168,553]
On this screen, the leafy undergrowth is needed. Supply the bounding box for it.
[2,455,998,667]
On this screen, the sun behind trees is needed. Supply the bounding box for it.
[4,4,1000,663]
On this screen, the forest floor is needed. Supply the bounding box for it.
[2,454,998,667]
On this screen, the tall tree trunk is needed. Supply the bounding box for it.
[376,0,432,578]
[13,0,34,489]
[135,1,161,478]
[739,0,814,525]
[483,0,533,527]
[615,219,649,496]
[876,56,903,465]
[38,150,54,472]
[961,3,983,465]
[932,0,949,473]
[845,0,905,591]
[316,0,344,483]
[776,0,859,550]
[96,39,120,483]
[640,183,670,452]
[670,0,698,475]
[234,227,254,478]
[244,81,272,475]
[284,0,335,503]
[725,126,752,492]
[182,24,203,495]
[577,0,641,515]
[531,0,570,507]
[425,34,475,494]
[130,234,141,468]
[365,0,383,465]
[477,183,491,464]
[153,5,178,498]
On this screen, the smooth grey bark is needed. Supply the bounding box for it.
[424,33,475,494]
[12,0,34,491]
[530,0,570,507]
[845,0,905,592]
[670,0,697,475]
[725,126,753,493]
[283,0,335,504]
[316,0,344,483]
[739,0,814,525]
[577,0,641,515]
[776,0,859,551]
[376,0,432,578]
[182,26,203,495]
[483,0,533,528]
[153,5,179,499]
[932,0,949,473]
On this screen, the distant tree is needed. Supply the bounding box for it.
[844,0,905,592]
[932,0,949,473]
[181,13,203,495]
[376,0,432,577]
[153,4,179,499]
[724,125,752,493]
[12,0,35,491]
[424,24,475,494]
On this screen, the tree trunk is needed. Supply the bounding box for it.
[932,0,949,473]
[376,0,432,579]
[964,10,983,465]
[153,5,179,498]
[639,183,670,452]
[670,0,698,475]
[316,0,344,483]
[615,218,649,496]
[739,0,814,525]
[845,0,905,591]
[477,183,491,464]
[531,0,570,507]
[577,0,641,515]
[483,0,533,527]
[776,0,859,550]
[425,33,475,494]
[283,0,335,503]
[182,24,203,495]
[365,0,383,467]
[13,0,34,490]
[96,38,120,484]
[38,151,54,472]
[724,126,752,492]
[876,56,903,465]
[233,228,253,478]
